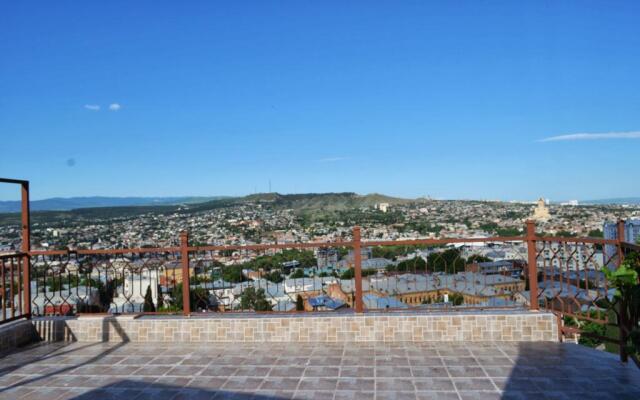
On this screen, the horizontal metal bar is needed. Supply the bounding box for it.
[0,177,29,185]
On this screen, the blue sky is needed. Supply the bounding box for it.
[1,1,639,202]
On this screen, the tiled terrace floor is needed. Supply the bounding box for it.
[0,341,639,400]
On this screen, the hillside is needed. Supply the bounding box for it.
[236,192,409,211]
[0,192,412,226]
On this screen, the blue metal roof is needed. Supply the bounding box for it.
[308,295,346,310]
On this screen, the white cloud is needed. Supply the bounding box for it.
[84,104,100,111]
[539,131,640,142]
[317,156,349,162]
[109,103,121,111]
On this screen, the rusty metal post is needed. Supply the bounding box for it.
[353,226,364,313]
[526,220,539,311]
[21,181,31,317]
[617,219,625,264]
[180,231,191,316]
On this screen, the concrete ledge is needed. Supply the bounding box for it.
[32,311,559,343]
[0,319,41,353]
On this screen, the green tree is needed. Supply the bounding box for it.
[46,276,64,292]
[296,294,304,311]
[387,257,427,273]
[290,268,307,279]
[450,293,464,306]
[100,278,120,311]
[579,320,607,348]
[496,228,522,236]
[156,284,164,309]
[221,265,244,283]
[479,222,499,232]
[588,229,604,238]
[564,313,607,348]
[264,270,284,283]
[340,269,355,279]
[171,283,210,312]
[239,287,272,311]
[427,249,465,273]
[143,285,156,312]
[340,268,376,279]
[599,252,640,358]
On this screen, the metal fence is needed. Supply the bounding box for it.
[0,178,30,323]
[0,252,30,323]
[20,221,631,319]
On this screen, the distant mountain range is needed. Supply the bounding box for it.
[0,196,227,213]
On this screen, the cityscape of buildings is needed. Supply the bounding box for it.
[2,196,638,252]
[3,196,638,317]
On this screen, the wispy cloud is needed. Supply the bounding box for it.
[108,103,121,111]
[84,104,100,111]
[317,156,350,162]
[539,131,640,142]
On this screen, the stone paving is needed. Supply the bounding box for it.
[0,341,639,399]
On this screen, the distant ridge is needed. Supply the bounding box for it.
[237,192,410,211]
[0,196,227,212]
[0,192,409,214]
[2,192,636,213]
[0,192,414,225]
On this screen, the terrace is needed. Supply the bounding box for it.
[1,340,639,400]
[2,178,640,399]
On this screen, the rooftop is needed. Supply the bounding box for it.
[1,340,638,400]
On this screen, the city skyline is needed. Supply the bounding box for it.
[2,1,640,201]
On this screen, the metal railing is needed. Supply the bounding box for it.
[0,253,30,323]
[0,178,30,323]
[27,230,361,315]
[19,221,629,318]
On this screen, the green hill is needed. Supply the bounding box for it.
[0,192,412,226]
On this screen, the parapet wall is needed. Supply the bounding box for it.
[32,311,559,343]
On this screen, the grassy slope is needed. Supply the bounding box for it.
[0,192,413,226]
